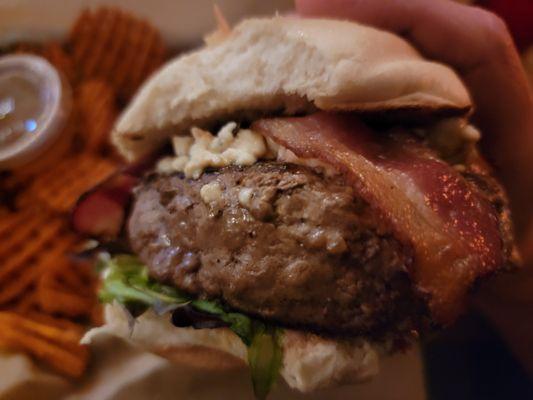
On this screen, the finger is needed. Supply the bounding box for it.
[296,0,533,235]
[295,0,507,70]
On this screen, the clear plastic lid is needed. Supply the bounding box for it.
[0,54,71,169]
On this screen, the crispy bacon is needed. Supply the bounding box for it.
[253,113,508,324]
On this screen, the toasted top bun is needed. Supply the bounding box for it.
[112,16,472,161]
[83,304,380,393]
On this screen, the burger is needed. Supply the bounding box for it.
[77,17,520,398]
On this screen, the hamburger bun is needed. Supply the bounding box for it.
[112,16,471,161]
[84,303,379,393]
[88,16,487,395]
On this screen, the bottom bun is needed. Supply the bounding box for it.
[83,303,380,393]
[156,345,246,372]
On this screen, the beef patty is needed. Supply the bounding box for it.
[128,162,427,337]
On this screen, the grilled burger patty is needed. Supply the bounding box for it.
[128,162,427,337]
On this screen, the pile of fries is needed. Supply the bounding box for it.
[0,7,167,379]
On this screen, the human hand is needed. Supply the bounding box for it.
[296,0,533,374]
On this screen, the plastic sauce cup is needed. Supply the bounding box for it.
[0,54,72,171]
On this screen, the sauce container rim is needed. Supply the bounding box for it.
[0,54,71,169]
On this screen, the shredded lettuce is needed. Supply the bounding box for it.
[98,254,283,399]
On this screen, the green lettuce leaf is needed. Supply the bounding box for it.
[98,254,189,306]
[191,299,254,345]
[248,324,284,400]
[98,254,282,398]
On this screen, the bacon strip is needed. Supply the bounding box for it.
[253,113,505,324]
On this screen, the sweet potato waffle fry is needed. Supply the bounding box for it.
[0,171,31,211]
[0,312,88,378]
[37,257,99,318]
[0,208,100,319]
[0,210,66,305]
[0,208,99,377]
[19,153,117,213]
[42,42,77,85]
[77,79,117,153]
[12,42,42,56]
[24,310,88,333]
[13,42,77,86]
[69,7,167,101]
[0,5,169,381]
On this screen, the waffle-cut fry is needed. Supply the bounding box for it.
[0,269,41,306]
[0,171,31,212]
[42,42,77,84]
[0,213,68,284]
[0,312,82,345]
[13,42,42,55]
[47,269,95,299]
[91,302,104,327]
[0,328,87,378]
[32,240,98,318]
[13,291,37,314]
[37,259,94,317]
[66,259,97,285]
[0,210,78,306]
[9,42,76,85]
[0,207,29,237]
[77,79,117,153]
[69,6,166,101]
[19,154,118,213]
[41,262,93,296]
[23,311,86,334]
[37,287,95,317]
[1,5,169,380]
[0,312,88,378]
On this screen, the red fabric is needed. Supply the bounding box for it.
[483,0,533,49]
